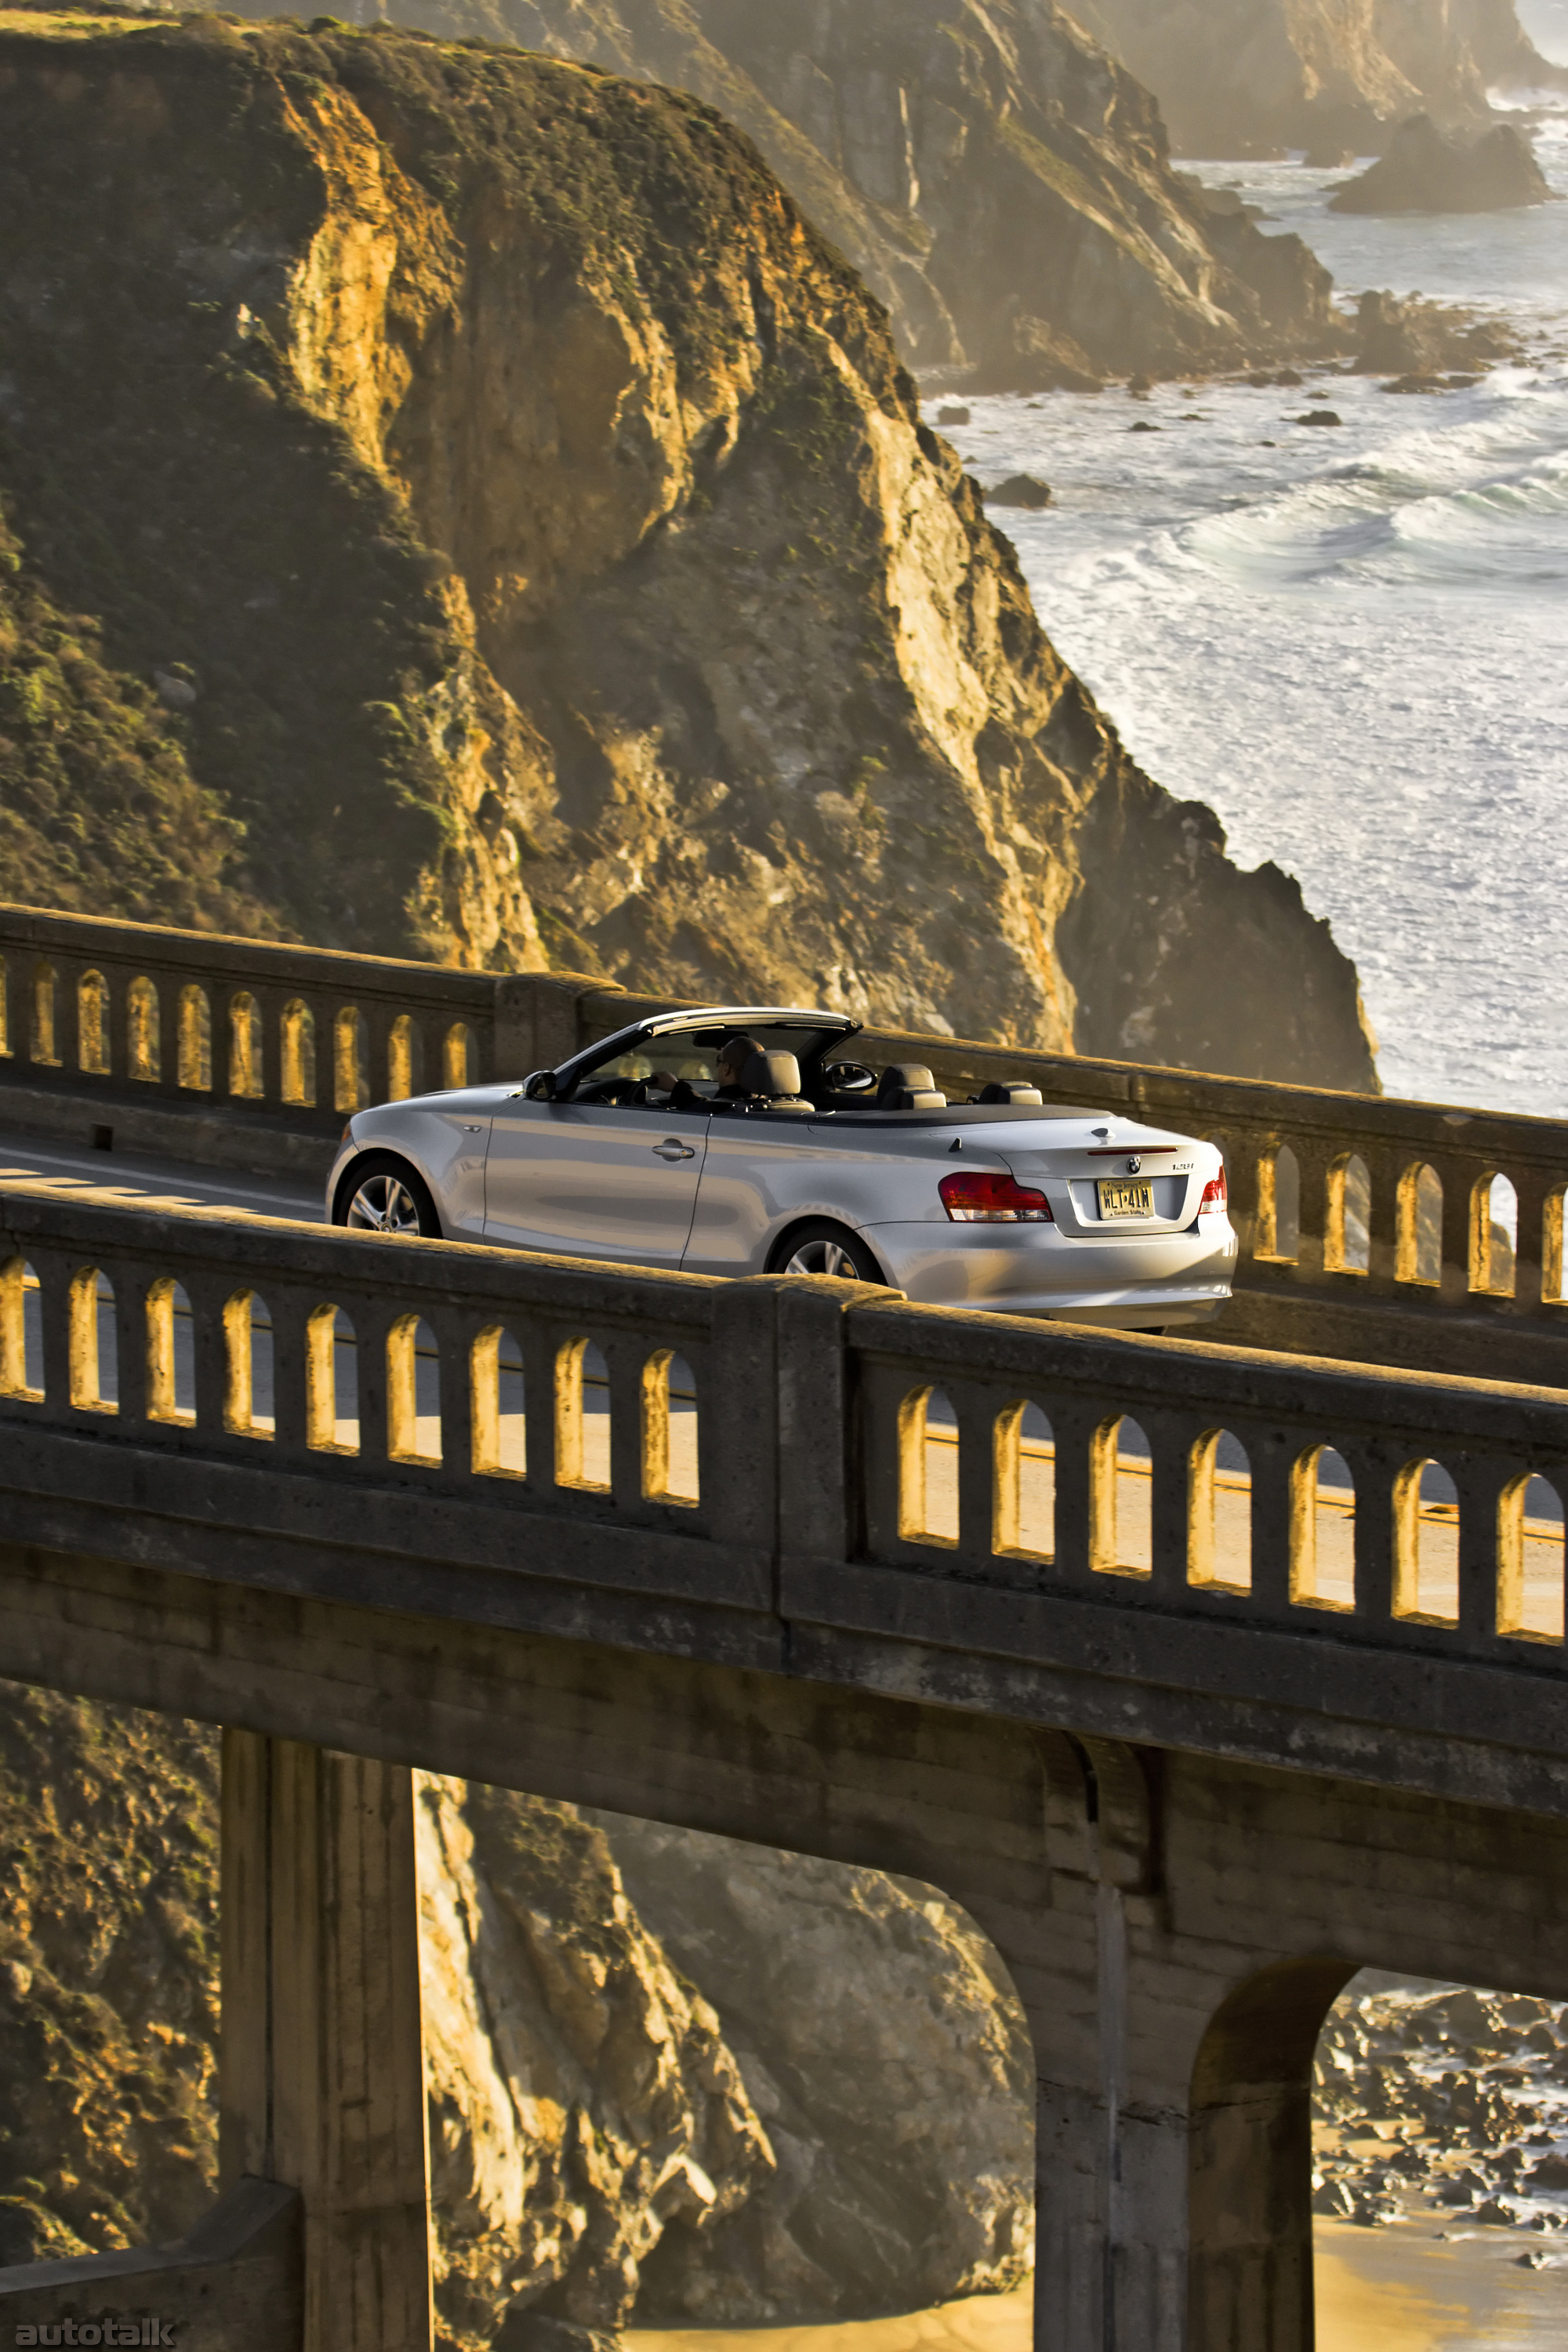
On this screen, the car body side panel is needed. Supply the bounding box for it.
[328,1089,503,1238]
[485,1099,711,1268]
[681,1118,958,1275]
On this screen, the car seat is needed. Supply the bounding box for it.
[972,1080,1044,1105]
[875,1063,947,1110]
[739,1049,814,1112]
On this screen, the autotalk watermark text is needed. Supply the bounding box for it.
[13,2321,177,2346]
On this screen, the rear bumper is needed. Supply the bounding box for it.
[863,1218,1236,1328]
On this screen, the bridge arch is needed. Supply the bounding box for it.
[1090,1413,1152,1577]
[1189,1956,1356,2352]
[898,1383,958,1546]
[470,1323,525,1478]
[126,973,159,1080]
[1256,1143,1300,1262]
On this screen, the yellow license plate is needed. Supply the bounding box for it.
[1098,1179,1154,1219]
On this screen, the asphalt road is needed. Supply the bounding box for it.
[0,1126,328,1225]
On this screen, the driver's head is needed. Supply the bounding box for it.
[717,1034,763,1083]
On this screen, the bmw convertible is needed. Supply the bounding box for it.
[326,1004,1236,1328]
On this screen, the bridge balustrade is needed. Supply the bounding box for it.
[0,1176,1564,1682]
[2,903,1568,1379]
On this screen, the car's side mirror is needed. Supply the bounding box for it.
[522,1069,558,1101]
[825,1061,877,1094]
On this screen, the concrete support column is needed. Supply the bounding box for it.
[220,1730,432,2352]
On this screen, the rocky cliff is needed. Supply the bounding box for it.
[294,0,1348,382]
[1072,0,1568,158]
[0,6,1377,1084]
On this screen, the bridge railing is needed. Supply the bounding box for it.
[0,902,1565,1363]
[1,1177,1565,1677]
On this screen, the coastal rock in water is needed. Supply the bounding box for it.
[597,1816,1035,2322]
[984,474,1054,509]
[0,13,1379,1084]
[1071,0,1568,158]
[1330,114,1552,213]
[1352,288,1522,375]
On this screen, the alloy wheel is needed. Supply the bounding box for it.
[783,1236,861,1278]
[347,1173,423,1236]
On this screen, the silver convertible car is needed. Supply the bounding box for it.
[327,1004,1236,1328]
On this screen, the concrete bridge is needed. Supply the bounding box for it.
[0,905,1566,2352]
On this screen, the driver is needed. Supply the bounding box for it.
[715,1034,764,1098]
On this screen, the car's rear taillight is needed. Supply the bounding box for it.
[939,1171,1054,1223]
[1199,1170,1228,1215]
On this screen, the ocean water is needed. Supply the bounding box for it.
[925,108,1568,1116]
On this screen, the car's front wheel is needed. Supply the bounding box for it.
[771,1221,884,1283]
[334,1152,442,1239]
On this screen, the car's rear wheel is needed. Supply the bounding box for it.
[335,1152,441,1239]
[772,1221,884,1283]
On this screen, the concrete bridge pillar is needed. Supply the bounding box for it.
[220,1730,432,2352]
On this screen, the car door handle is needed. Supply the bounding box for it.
[652,1138,696,1160]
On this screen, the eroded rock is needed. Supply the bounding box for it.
[1330,114,1552,213]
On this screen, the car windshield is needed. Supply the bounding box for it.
[568,1022,846,1098]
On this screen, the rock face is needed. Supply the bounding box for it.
[1072,0,1568,158]
[238,0,1348,384]
[1330,113,1553,211]
[0,8,1378,1083]
[597,1814,1035,2322]
[0,1691,220,2268]
[416,1782,775,2347]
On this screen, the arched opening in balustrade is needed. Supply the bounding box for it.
[1256,1144,1300,1263]
[178,984,212,1091]
[993,1399,1054,1562]
[335,1005,369,1114]
[0,1258,43,1399]
[388,1313,441,1465]
[306,1305,358,1452]
[68,1267,117,1414]
[1396,1162,1443,1287]
[281,999,316,1106]
[126,974,160,1082]
[0,953,10,1058]
[228,991,263,1099]
[76,968,110,1075]
[1470,1172,1517,1297]
[1090,1414,1152,1577]
[1290,1446,1356,1610]
[642,1349,699,1504]
[555,1337,610,1491]
[1498,1474,1565,1644]
[1545,1188,1568,1305]
[897,1385,959,1546]
[222,1290,274,1439]
[146,1278,196,1425]
[470,1324,526,1477]
[1325,1153,1370,1275]
[387,1014,425,1103]
[31,959,57,1066]
[1393,1458,1460,1625]
[443,1022,476,1091]
[1189,1428,1251,1592]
